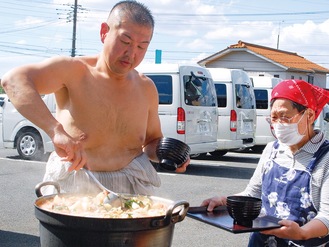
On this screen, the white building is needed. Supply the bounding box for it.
[198,40,329,89]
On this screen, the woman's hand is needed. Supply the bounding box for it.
[261,219,306,240]
[262,218,329,242]
[201,196,227,211]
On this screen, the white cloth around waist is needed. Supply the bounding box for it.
[41,152,161,196]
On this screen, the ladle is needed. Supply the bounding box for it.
[83,168,131,207]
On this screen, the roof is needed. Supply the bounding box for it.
[198,40,329,74]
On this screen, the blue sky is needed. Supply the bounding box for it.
[1,0,329,78]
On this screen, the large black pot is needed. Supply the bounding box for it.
[34,181,189,247]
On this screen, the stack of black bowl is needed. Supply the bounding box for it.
[156,137,191,171]
[226,196,262,227]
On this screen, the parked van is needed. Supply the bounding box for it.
[315,104,329,139]
[206,68,257,157]
[1,94,55,160]
[136,63,218,155]
[0,94,6,148]
[250,76,282,152]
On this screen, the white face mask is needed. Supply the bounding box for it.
[272,112,306,146]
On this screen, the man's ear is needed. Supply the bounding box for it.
[100,23,109,43]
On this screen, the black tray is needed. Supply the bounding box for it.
[187,206,281,234]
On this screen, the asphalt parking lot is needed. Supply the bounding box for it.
[0,149,260,247]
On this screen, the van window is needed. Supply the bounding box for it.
[214,84,227,107]
[254,89,268,109]
[147,75,173,105]
[183,73,216,107]
[235,84,254,109]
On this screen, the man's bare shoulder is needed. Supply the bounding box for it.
[42,55,98,68]
[135,70,159,101]
[136,70,157,88]
[75,55,99,67]
[47,55,99,79]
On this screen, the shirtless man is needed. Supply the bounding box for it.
[1,1,189,195]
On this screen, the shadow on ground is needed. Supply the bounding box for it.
[0,230,40,247]
[192,152,260,164]
[155,155,258,180]
[6,153,50,162]
[183,163,255,179]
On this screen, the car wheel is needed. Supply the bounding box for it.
[251,145,265,153]
[190,153,208,159]
[209,150,228,158]
[16,130,44,160]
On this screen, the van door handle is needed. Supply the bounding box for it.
[197,119,211,123]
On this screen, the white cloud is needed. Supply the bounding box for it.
[2,0,329,78]
[15,17,44,27]
[319,19,329,35]
[185,38,213,50]
[16,40,26,45]
[278,20,326,50]
[52,0,72,4]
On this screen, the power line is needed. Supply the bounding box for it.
[0,20,62,35]
[154,10,329,17]
[1,1,329,66]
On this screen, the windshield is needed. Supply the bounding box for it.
[184,72,216,107]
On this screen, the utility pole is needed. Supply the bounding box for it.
[71,0,78,57]
[276,20,284,50]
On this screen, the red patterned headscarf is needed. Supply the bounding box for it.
[271,79,329,119]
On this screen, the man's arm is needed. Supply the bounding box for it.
[142,76,163,162]
[1,56,71,135]
[1,56,87,169]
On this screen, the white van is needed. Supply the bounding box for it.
[315,104,329,139]
[1,94,55,160]
[206,68,257,157]
[250,76,282,152]
[136,64,218,156]
[0,94,6,148]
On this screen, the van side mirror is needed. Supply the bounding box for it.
[324,112,329,122]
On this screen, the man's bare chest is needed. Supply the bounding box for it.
[67,92,147,139]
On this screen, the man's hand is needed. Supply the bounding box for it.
[176,157,190,173]
[51,126,87,172]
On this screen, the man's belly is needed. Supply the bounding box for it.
[61,118,147,171]
[83,147,144,172]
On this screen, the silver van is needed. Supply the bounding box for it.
[207,68,257,157]
[316,104,329,139]
[136,64,218,156]
[250,76,282,152]
[1,94,55,160]
[0,94,6,148]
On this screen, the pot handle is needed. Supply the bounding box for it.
[35,181,61,197]
[151,200,189,227]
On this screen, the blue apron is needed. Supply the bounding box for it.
[248,141,329,247]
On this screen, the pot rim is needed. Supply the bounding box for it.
[34,181,189,227]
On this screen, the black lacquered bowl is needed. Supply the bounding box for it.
[156,137,191,171]
[226,196,262,227]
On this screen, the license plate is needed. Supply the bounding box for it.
[243,121,253,132]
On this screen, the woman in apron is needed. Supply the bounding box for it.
[201,79,329,246]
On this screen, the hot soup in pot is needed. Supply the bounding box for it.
[38,190,168,218]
